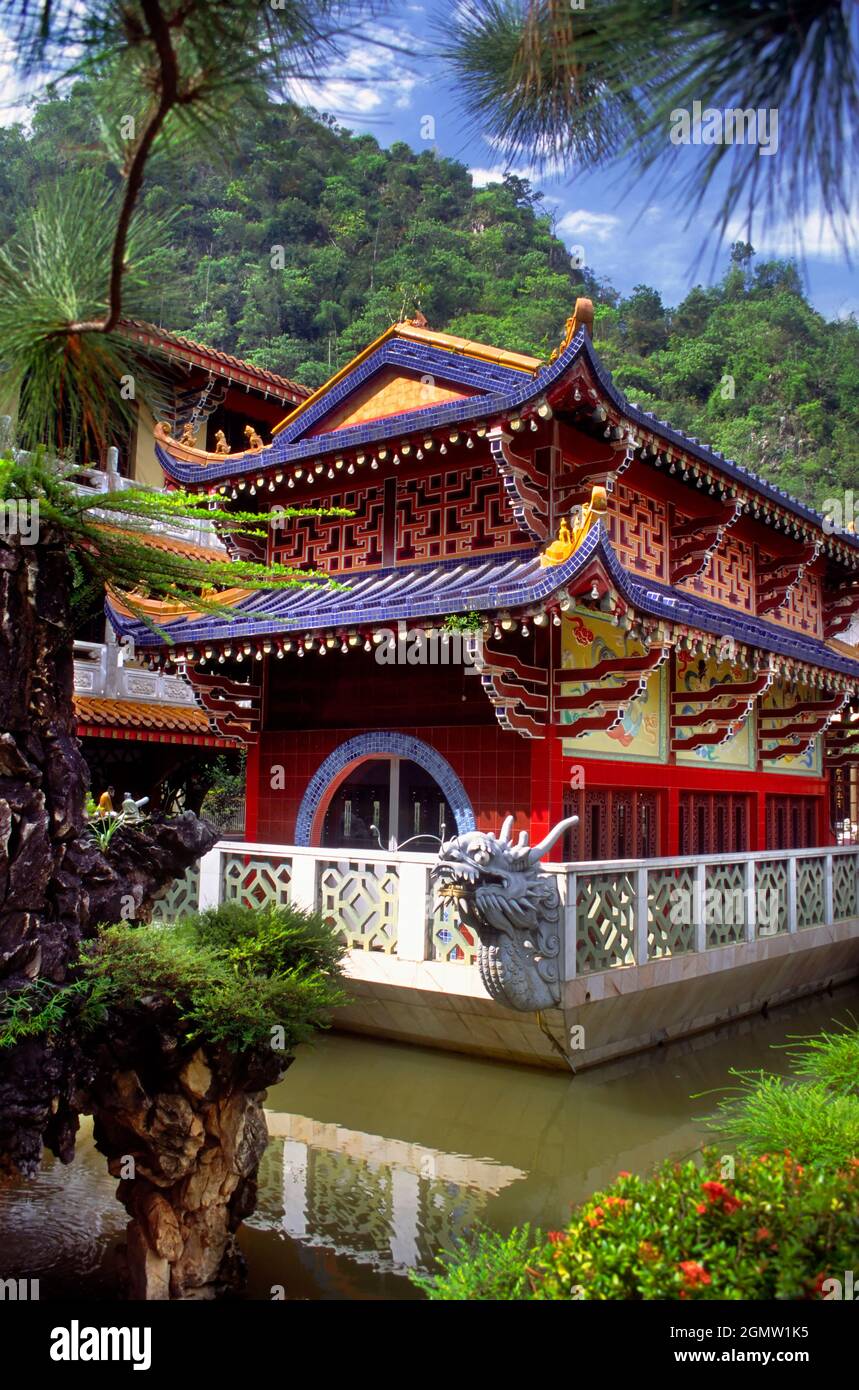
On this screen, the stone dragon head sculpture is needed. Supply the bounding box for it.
[432,815,578,1012]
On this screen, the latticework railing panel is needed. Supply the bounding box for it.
[150,863,200,922]
[797,856,825,928]
[647,866,696,958]
[704,861,746,946]
[576,871,635,973]
[221,852,293,909]
[319,858,399,952]
[832,855,858,921]
[431,898,477,964]
[754,858,789,936]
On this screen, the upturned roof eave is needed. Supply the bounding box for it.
[104,525,859,682]
[151,327,859,556]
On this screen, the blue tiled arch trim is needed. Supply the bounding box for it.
[294,732,476,845]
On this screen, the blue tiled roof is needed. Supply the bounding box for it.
[155,329,859,554]
[106,526,859,680]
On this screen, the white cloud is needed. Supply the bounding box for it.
[725,202,859,262]
[468,164,542,188]
[556,209,622,243]
[0,41,35,128]
[286,25,423,125]
[481,131,567,181]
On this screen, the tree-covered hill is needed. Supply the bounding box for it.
[1,87,856,507]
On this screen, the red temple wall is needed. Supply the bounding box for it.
[246,723,829,854]
[250,724,533,845]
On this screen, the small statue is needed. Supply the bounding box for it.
[539,485,607,567]
[244,425,264,451]
[540,516,574,567]
[180,421,197,447]
[214,429,230,456]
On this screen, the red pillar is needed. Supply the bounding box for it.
[530,734,565,859]
[667,785,681,856]
[244,738,261,841]
[755,790,767,852]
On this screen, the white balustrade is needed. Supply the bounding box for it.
[73,640,198,706]
[152,842,859,977]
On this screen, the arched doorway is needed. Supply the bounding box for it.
[295,733,475,849]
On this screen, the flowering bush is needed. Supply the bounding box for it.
[534,1150,859,1300]
[416,1150,859,1300]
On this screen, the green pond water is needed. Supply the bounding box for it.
[2,984,857,1301]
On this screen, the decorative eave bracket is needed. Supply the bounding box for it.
[488,429,549,541]
[670,500,742,585]
[472,642,549,740]
[759,691,851,762]
[671,667,775,752]
[182,666,261,744]
[756,543,821,615]
[555,645,669,737]
[823,576,859,639]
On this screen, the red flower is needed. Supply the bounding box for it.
[755,1227,771,1242]
[617,1170,631,1179]
[701,1181,729,1201]
[547,1231,565,1245]
[696,1203,708,1215]
[678,1260,711,1288]
[700,1180,742,1214]
[605,1196,630,1210]
[586,1205,605,1229]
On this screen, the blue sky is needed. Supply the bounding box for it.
[284,3,859,323]
[2,1,856,320]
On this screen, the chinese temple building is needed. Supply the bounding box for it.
[106,300,859,863]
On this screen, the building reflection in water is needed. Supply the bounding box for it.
[251,1112,527,1278]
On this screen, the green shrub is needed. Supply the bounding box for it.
[188,900,344,979]
[0,978,89,1048]
[77,903,346,1055]
[704,1073,859,1169]
[417,1152,859,1301]
[532,1151,859,1301]
[787,1023,859,1096]
[410,1226,542,1301]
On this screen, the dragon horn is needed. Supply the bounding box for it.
[517,831,529,847]
[524,815,579,866]
[498,815,514,845]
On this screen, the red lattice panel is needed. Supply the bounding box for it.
[396,465,532,562]
[679,534,754,612]
[271,482,385,573]
[778,571,822,637]
[604,481,667,581]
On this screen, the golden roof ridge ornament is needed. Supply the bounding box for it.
[550,296,594,363]
[539,484,607,567]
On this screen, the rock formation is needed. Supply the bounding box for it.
[85,1011,287,1299]
[0,522,255,1296]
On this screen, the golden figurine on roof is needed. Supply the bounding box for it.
[179,421,197,447]
[540,484,607,567]
[243,425,265,451]
[214,430,230,455]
